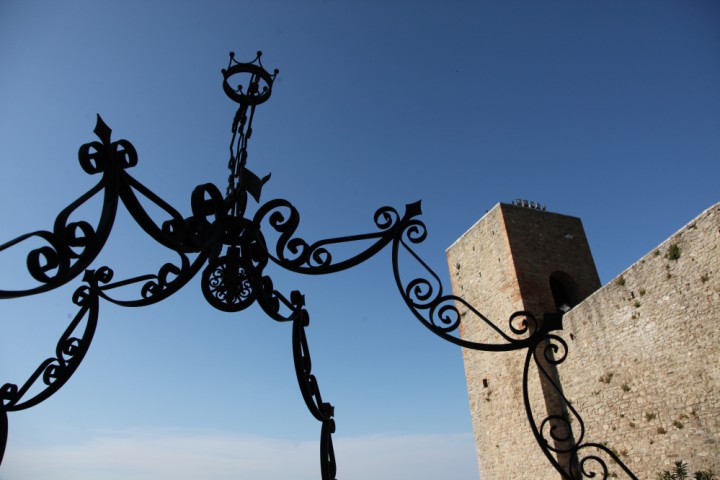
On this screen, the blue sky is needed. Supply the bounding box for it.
[1,1,718,479]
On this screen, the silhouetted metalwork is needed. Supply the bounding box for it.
[0,52,638,480]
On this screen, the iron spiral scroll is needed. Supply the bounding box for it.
[0,52,639,480]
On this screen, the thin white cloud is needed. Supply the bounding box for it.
[1,429,478,480]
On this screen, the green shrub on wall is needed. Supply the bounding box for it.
[656,460,717,480]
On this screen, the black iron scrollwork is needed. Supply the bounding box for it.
[0,117,129,299]
[1,51,640,480]
[1,276,99,412]
[390,203,541,351]
[0,52,339,477]
[1,271,102,464]
[255,200,405,274]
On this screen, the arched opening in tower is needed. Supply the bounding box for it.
[549,271,579,313]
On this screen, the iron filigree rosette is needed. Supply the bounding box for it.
[0,52,639,480]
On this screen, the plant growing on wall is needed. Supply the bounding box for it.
[666,244,681,260]
[656,460,717,480]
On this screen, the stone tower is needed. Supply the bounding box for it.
[446,201,601,480]
[447,201,720,479]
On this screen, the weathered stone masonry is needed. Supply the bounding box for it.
[447,202,719,479]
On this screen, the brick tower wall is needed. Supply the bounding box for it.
[446,203,601,480]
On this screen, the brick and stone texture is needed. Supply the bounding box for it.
[560,203,719,478]
[447,202,719,479]
[447,203,602,479]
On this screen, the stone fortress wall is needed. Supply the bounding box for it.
[446,202,719,479]
[560,203,719,477]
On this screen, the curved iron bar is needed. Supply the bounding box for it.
[93,254,210,307]
[291,301,337,480]
[255,199,407,275]
[119,177,232,254]
[0,409,6,467]
[522,332,639,479]
[390,206,540,351]
[252,274,301,323]
[0,116,131,299]
[0,270,103,465]
[1,277,100,412]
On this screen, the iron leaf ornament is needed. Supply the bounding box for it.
[0,52,639,480]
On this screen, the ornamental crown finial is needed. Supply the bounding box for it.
[222,51,279,106]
